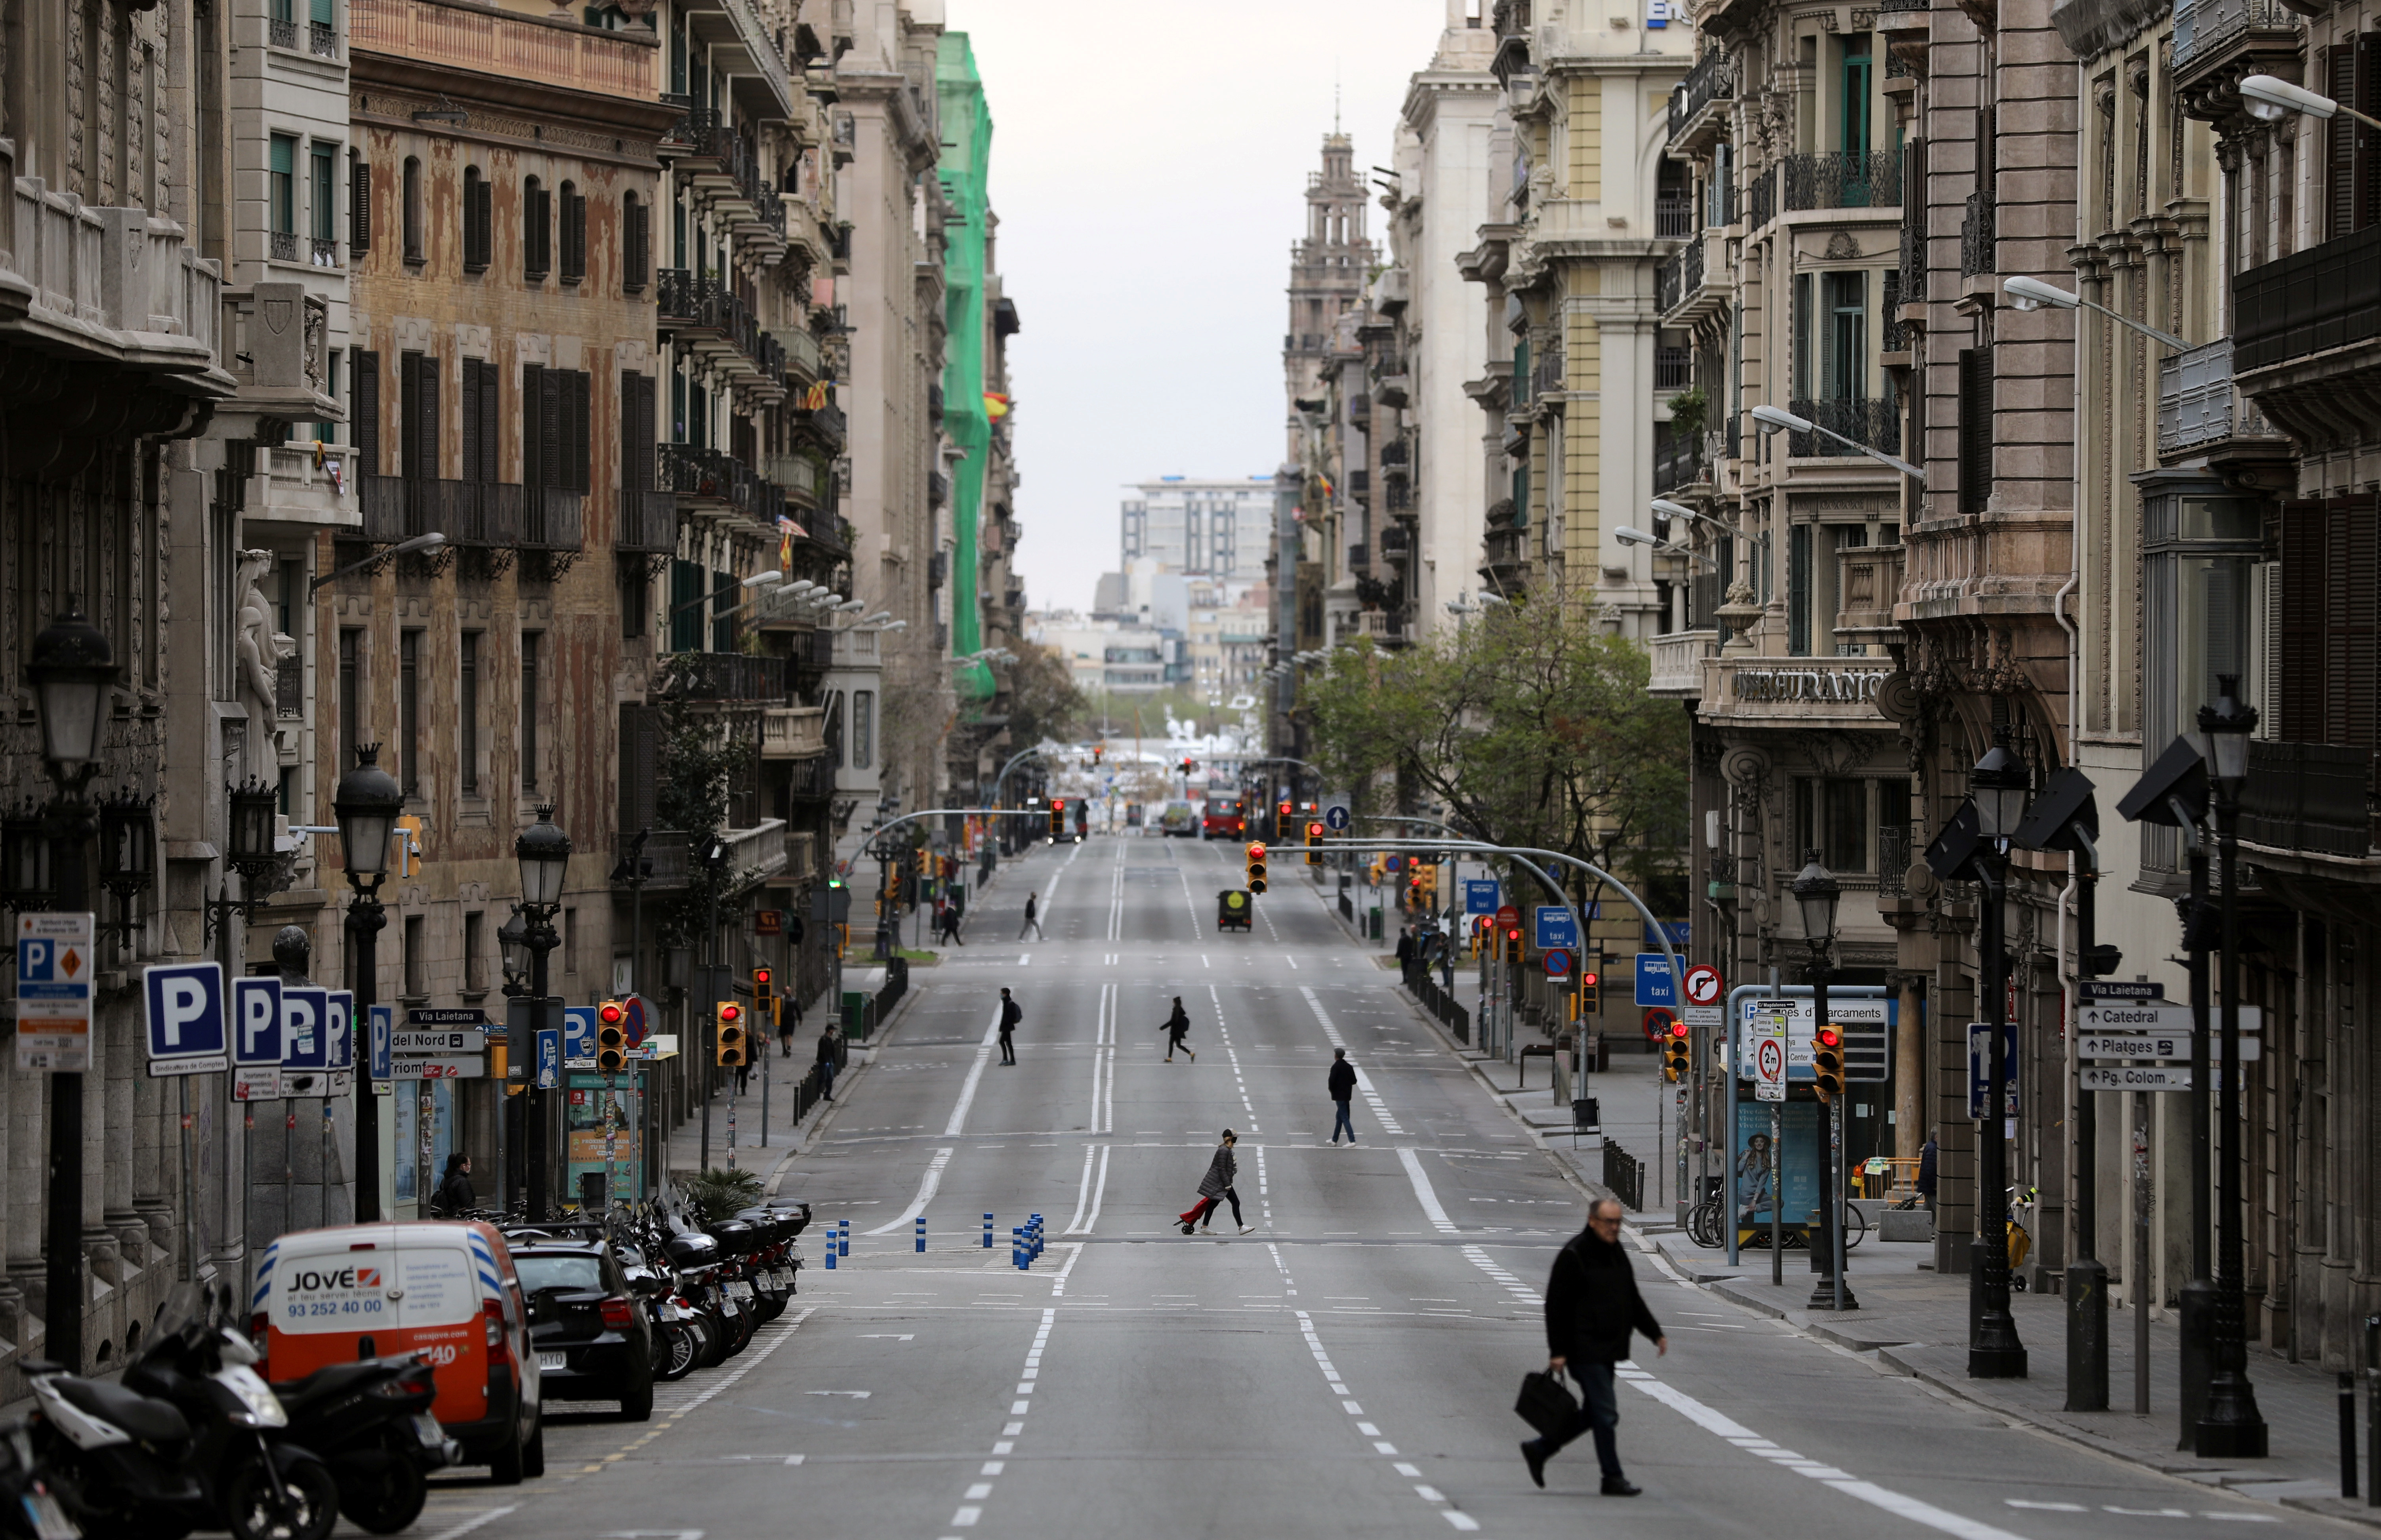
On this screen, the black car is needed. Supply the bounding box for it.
[510,1242,654,1420]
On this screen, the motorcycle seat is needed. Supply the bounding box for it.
[274,1361,389,1408]
[51,1377,190,1445]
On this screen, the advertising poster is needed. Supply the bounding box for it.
[565,1071,645,1208]
[1734,1098,1820,1232]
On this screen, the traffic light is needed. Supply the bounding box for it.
[1276,799,1292,841]
[1813,1024,1845,1102]
[1580,966,1601,1015]
[1662,1019,1691,1082]
[1246,841,1268,894]
[753,966,776,1029]
[1305,820,1324,865]
[1181,757,1195,776]
[1502,922,1522,957]
[715,1001,748,1067]
[596,1000,628,1072]
[1049,799,1066,839]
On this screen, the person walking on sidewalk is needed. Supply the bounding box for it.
[1521,1198,1666,1496]
[816,1026,840,1101]
[1161,997,1196,1062]
[1177,1131,1250,1235]
[1394,924,1417,982]
[1917,1129,1938,1214]
[1018,891,1045,942]
[940,903,966,946]
[997,987,1021,1065]
[1327,1048,1358,1145]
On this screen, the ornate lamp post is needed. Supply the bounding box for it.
[516,808,572,1218]
[2194,679,2267,1456]
[1968,728,2031,1378]
[25,602,118,1371]
[334,745,403,1223]
[1792,850,1853,1311]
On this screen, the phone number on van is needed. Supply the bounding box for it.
[283,1298,387,1319]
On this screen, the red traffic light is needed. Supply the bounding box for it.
[598,1002,626,1025]
[720,1003,742,1023]
[1053,798,1066,811]
[1246,841,1267,859]
[1815,1025,1842,1048]
[1306,821,1324,838]
[1581,971,1599,987]
[752,967,772,987]
[1669,1019,1690,1039]
[1503,926,1521,943]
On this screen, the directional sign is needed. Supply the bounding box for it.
[1543,947,1574,978]
[2080,1031,2259,1062]
[1323,803,1351,832]
[368,1003,395,1084]
[1634,953,1676,1008]
[1681,964,1724,1009]
[2078,980,2165,1002]
[142,962,227,1076]
[2076,1002,2260,1035]
[16,912,95,1072]
[1753,1014,1788,1103]
[1535,906,1578,951]
[2081,1064,2194,1092]
[232,976,284,1101]
[393,1029,488,1054]
[1464,879,1500,916]
[390,1057,486,1080]
[1736,993,1892,1081]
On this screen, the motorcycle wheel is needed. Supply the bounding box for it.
[692,1315,725,1369]
[225,1454,339,1540]
[338,1456,429,1536]
[656,1323,699,1380]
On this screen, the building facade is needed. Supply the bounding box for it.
[1120,476,1275,585]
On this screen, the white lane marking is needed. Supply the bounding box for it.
[1294,1309,1476,1527]
[1063,1144,1097,1233]
[1049,1240,1087,1295]
[1082,1145,1110,1234]
[939,1004,1005,1138]
[1460,1243,1543,1305]
[1100,983,1116,1132]
[431,1509,520,1540]
[864,1146,952,1235]
[1208,984,1260,1133]
[1300,986,1401,1132]
[1397,1147,1460,1235]
[1178,867,1204,939]
[654,1309,812,1414]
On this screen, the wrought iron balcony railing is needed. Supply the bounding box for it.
[1782,148,1902,212]
[1787,397,1901,459]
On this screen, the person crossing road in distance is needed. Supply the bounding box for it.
[997,986,1021,1065]
[1521,1197,1666,1497]
[1018,890,1045,942]
[1162,996,1196,1062]
[939,902,965,946]
[1177,1131,1250,1235]
[1327,1048,1358,1145]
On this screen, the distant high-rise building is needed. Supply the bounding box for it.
[1120,476,1276,584]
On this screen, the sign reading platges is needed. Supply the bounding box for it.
[16,912,95,1071]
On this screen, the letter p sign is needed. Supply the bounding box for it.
[142,962,227,1076]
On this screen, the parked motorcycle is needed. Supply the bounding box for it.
[270,1355,454,1534]
[0,1420,77,1540]
[27,1283,337,1540]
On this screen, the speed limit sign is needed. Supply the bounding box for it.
[1681,963,1724,1008]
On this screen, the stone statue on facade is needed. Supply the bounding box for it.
[233,549,292,785]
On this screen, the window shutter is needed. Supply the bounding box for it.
[399,351,419,478]
[2362,33,2381,233]
[625,199,649,291]
[562,191,586,281]
[522,362,546,490]
[417,356,440,482]
[351,162,370,252]
[635,373,657,491]
[479,361,500,481]
[460,360,482,483]
[1787,523,1811,655]
[617,703,659,839]
[1957,346,1993,515]
[571,370,592,492]
[2329,46,2360,240]
[355,349,380,475]
[540,369,564,495]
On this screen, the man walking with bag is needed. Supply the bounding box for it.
[1161,997,1195,1062]
[1521,1197,1666,1496]
[997,987,1021,1065]
[1327,1048,1358,1145]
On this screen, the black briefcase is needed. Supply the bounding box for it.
[1514,1369,1578,1438]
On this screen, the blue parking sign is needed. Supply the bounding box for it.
[324,992,354,1071]
[143,962,226,1076]
[563,1005,597,1062]
[282,987,328,1070]
[1464,879,1500,916]
[368,1004,394,1082]
[233,977,284,1065]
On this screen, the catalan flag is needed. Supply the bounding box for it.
[983,391,1011,419]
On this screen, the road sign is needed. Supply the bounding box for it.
[407,1006,488,1027]
[281,987,327,1072]
[1634,953,1676,1008]
[1543,948,1573,978]
[231,976,284,1100]
[143,961,227,1076]
[392,1029,488,1054]
[2079,1031,2259,1062]
[1494,904,1520,928]
[1681,964,1724,1008]
[2081,1064,2195,1092]
[2076,1002,2260,1035]
[389,1057,486,1080]
[369,1004,394,1084]
[1464,880,1499,915]
[1734,993,1892,1081]
[325,992,354,1073]
[2078,980,2165,1002]
[536,1028,562,1090]
[1323,803,1351,832]
[1753,1013,1788,1102]
[16,911,95,1072]
[563,1005,597,1067]
[1968,1023,2019,1121]
[1535,906,1578,951]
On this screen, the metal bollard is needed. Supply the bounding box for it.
[983,1212,994,1248]
[916,1216,927,1254]
[2343,1372,2360,1500]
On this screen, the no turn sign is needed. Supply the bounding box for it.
[1682,963,1724,1008]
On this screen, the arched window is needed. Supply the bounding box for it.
[524,175,550,279]
[559,179,586,282]
[461,166,491,272]
[401,156,423,263]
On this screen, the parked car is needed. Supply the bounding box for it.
[1158,801,1196,837]
[507,1239,655,1420]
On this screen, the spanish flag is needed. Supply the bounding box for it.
[983,392,1011,419]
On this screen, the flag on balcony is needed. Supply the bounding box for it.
[804,381,831,411]
[777,514,805,567]
[984,391,1010,419]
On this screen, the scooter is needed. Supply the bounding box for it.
[269,1355,455,1535]
[27,1283,337,1540]
[0,1421,77,1540]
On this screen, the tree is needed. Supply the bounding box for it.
[1304,592,1689,896]
[651,656,758,946]
[1004,638,1088,753]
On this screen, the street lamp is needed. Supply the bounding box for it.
[515,806,572,1219]
[334,744,403,1223]
[1751,403,1927,482]
[498,909,531,997]
[1791,850,1854,1311]
[1615,526,1720,570]
[1652,497,1753,542]
[2238,72,2381,130]
[95,787,154,938]
[25,601,122,1373]
[1965,728,2029,1378]
[2193,676,2267,1457]
[2000,276,2192,352]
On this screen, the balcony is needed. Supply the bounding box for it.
[2172,0,2303,119]
[1656,346,1690,391]
[220,282,336,422]
[1959,192,1995,278]
[1878,0,1929,74]
[309,19,339,56]
[723,818,790,882]
[1653,431,1710,495]
[676,0,796,119]
[760,705,828,759]
[1667,50,1734,157]
[1656,232,1725,326]
[346,477,580,552]
[2232,223,2381,447]
[782,325,822,385]
[2158,337,2289,462]
[612,830,691,890]
[1648,630,1717,699]
[616,487,675,554]
[250,441,361,533]
[659,441,782,524]
[349,0,660,102]
[1788,397,1900,460]
[1655,192,1695,239]
[2240,741,2374,859]
[763,452,821,507]
[1747,166,1776,230]
[1781,149,1901,212]
[661,650,787,703]
[1833,542,1904,651]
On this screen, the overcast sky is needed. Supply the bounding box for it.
[944,0,1456,616]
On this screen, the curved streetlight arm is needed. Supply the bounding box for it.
[1799,419,1928,483]
[309,532,448,593]
[989,747,1057,804]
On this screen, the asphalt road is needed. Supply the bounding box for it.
[408,834,2341,1540]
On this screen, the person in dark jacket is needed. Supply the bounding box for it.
[817,1028,840,1100]
[1394,926,1417,970]
[1521,1198,1666,1496]
[1162,997,1196,1062]
[1327,1048,1359,1145]
[1177,1131,1249,1235]
[431,1154,476,1218]
[1917,1130,1938,1213]
[997,987,1021,1065]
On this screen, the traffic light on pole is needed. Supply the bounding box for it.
[1813,1024,1845,1102]
[1662,1019,1691,1082]
[596,1000,628,1072]
[1049,799,1066,839]
[1276,799,1292,841]
[1580,964,1601,1016]
[715,1001,748,1067]
[1305,820,1324,865]
[1245,841,1268,894]
[753,965,776,1029]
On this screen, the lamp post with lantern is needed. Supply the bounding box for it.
[1791,850,1854,1311]
[1968,728,2032,1378]
[333,745,404,1223]
[516,808,572,1219]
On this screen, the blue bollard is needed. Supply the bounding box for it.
[1013,1227,1026,1270]
[916,1216,927,1254]
[824,1237,837,1271]
[983,1212,994,1248]
[838,1219,850,1258]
